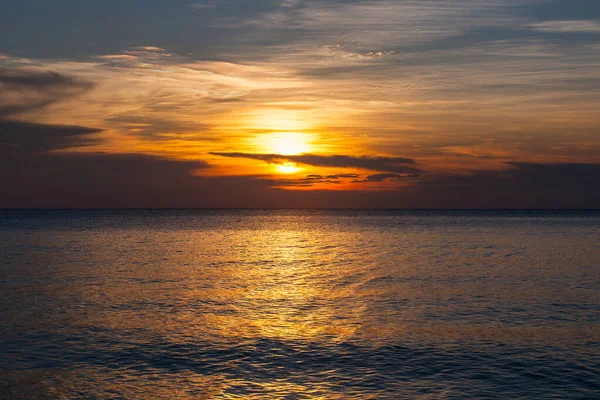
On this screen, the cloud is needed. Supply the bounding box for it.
[0,68,104,153]
[260,162,600,209]
[361,173,418,182]
[2,136,600,207]
[3,6,599,172]
[530,20,600,33]
[270,174,344,187]
[325,174,360,179]
[409,162,600,208]
[0,120,102,151]
[0,69,87,88]
[131,46,167,52]
[103,115,215,142]
[210,152,421,173]
[365,51,396,58]
[0,151,217,208]
[437,161,600,190]
[0,67,218,208]
[269,171,422,187]
[0,112,209,175]
[0,68,94,117]
[0,120,215,208]
[1,2,599,210]
[504,162,600,187]
[265,162,600,207]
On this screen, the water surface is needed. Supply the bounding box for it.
[1,210,599,398]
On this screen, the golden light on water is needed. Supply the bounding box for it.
[5,211,599,398]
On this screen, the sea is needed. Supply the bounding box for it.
[1,210,599,399]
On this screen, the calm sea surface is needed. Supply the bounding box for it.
[1,210,599,399]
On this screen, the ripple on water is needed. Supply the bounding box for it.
[1,210,599,398]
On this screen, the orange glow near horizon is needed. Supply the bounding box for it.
[4,44,598,196]
[275,163,301,174]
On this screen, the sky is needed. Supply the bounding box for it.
[1,0,599,208]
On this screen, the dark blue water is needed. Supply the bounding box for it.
[1,210,599,398]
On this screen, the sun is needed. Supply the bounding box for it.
[267,132,312,155]
[252,132,312,174]
[276,162,301,174]
[266,133,310,174]
[246,113,315,174]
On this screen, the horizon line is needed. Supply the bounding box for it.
[1,208,599,212]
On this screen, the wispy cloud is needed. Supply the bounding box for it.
[0,68,94,118]
[360,173,417,182]
[530,20,600,33]
[271,171,420,188]
[210,152,421,174]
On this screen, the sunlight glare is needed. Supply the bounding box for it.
[270,133,311,155]
[276,163,300,174]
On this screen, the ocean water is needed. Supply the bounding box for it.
[0,210,599,399]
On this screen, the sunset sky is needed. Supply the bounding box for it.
[1,0,599,208]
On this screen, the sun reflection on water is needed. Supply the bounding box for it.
[4,212,599,398]
[196,229,367,343]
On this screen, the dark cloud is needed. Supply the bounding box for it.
[428,162,599,191]
[243,161,600,208]
[2,150,600,207]
[0,68,103,166]
[504,162,599,188]
[0,69,216,208]
[250,162,600,208]
[270,174,345,187]
[0,113,209,181]
[1,149,209,184]
[326,174,360,179]
[407,162,600,209]
[357,173,418,183]
[0,120,102,151]
[267,171,422,188]
[0,69,86,87]
[210,152,421,174]
[0,69,94,117]
[0,127,215,208]
[0,68,103,154]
